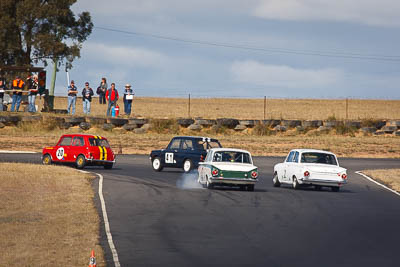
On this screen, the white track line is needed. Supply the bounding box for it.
[355,171,400,197]
[0,150,37,153]
[80,170,121,267]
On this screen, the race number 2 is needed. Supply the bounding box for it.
[56,147,65,160]
[165,153,174,164]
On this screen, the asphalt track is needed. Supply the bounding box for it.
[1,153,400,267]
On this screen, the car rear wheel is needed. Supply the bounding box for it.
[292,176,299,190]
[152,157,163,172]
[314,185,322,191]
[104,163,113,169]
[331,186,340,192]
[42,154,52,165]
[247,184,255,192]
[183,159,193,173]
[206,178,213,189]
[76,155,86,169]
[272,173,281,187]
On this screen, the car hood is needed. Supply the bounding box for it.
[211,162,257,172]
[302,163,346,173]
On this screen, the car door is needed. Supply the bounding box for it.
[282,151,295,182]
[287,151,300,181]
[71,136,86,161]
[163,138,182,167]
[181,138,197,165]
[55,136,72,162]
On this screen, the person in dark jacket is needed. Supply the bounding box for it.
[0,78,7,112]
[123,83,134,116]
[67,80,78,115]
[27,74,39,112]
[11,76,25,112]
[97,77,107,104]
[105,83,119,116]
[82,82,94,115]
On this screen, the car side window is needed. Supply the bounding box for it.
[286,151,294,162]
[293,151,299,163]
[182,139,194,150]
[59,137,72,146]
[168,139,181,150]
[72,137,84,146]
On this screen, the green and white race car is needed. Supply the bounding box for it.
[197,148,258,191]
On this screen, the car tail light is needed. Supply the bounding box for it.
[200,155,204,162]
[341,173,347,179]
[212,169,219,177]
[251,171,258,179]
[304,171,310,177]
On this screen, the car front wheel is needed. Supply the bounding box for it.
[76,155,86,169]
[272,173,281,187]
[331,186,340,192]
[42,154,52,165]
[104,163,113,169]
[292,176,299,190]
[183,159,193,173]
[152,157,163,172]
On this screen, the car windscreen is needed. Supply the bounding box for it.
[300,152,337,165]
[89,138,110,148]
[197,140,222,150]
[213,151,251,164]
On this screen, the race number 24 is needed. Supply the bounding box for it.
[165,153,174,164]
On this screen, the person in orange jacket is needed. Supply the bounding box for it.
[11,76,25,112]
[105,83,119,116]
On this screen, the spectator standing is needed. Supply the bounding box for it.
[97,77,107,104]
[106,83,119,116]
[123,83,134,116]
[11,76,25,112]
[82,82,94,115]
[27,74,39,112]
[0,79,7,112]
[67,80,78,115]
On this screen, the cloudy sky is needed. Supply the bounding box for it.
[50,0,400,98]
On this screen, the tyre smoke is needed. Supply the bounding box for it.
[176,171,203,189]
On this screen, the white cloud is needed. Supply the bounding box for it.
[254,0,400,27]
[230,60,342,88]
[83,42,168,68]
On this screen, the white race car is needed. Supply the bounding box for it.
[273,149,347,192]
[198,148,258,191]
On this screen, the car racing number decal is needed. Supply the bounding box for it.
[56,147,65,160]
[165,153,174,164]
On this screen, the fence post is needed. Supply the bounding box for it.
[263,96,266,120]
[188,93,191,118]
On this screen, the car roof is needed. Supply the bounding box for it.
[60,134,107,139]
[209,148,251,154]
[172,136,219,141]
[291,149,335,155]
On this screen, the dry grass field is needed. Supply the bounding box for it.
[363,169,400,193]
[0,163,105,266]
[33,96,400,120]
[0,123,399,158]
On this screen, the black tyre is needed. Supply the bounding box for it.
[314,185,322,191]
[331,186,340,192]
[272,173,281,187]
[104,163,113,169]
[152,157,163,172]
[292,176,299,190]
[206,179,214,189]
[247,184,255,192]
[42,154,52,165]
[76,155,86,169]
[183,159,193,173]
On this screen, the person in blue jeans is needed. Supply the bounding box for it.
[123,83,134,116]
[11,76,25,112]
[27,74,39,112]
[106,83,119,116]
[67,80,78,115]
[82,82,94,115]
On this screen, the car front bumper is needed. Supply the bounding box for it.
[298,177,347,186]
[209,177,258,185]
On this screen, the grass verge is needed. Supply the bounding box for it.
[0,163,105,266]
[362,169,400,193]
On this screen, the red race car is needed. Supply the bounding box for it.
[42,134,116,169]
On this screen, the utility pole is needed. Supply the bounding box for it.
[263,96,267,120]
[48,58,57,110]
